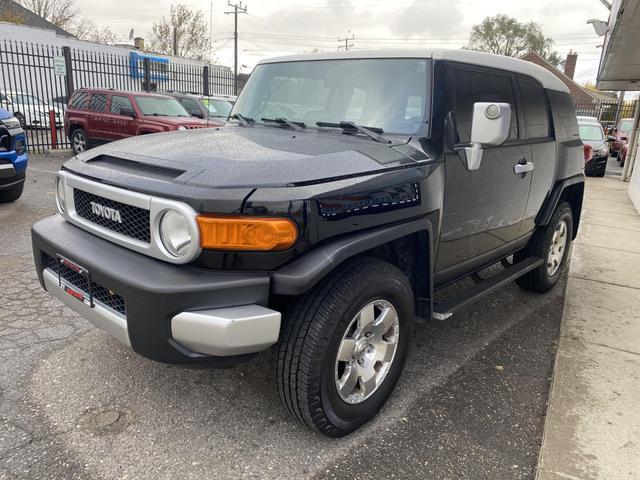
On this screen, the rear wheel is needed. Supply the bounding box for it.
[516,202,573,293]
[274,258,414,437]
[71,128,88,155]
[0,182,24,203]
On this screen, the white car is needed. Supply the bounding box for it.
[0,91,63,129]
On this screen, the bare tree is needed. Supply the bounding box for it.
[17,0,78,31]
[466,14,562,67]
[148,5,209,59]
[71,18,116,44]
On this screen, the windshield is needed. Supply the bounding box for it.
[579,124,604,142]
[232,58,430,135]
[12,94,46,105]
[619,119,633,134]
[134,96,189,116]
[203,98,233,118]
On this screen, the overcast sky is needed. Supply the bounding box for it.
[79,0,610,84]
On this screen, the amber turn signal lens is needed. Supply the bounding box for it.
[197,216,298,251]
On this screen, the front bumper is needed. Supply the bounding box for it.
[585,154,608,175]
[32,215,281,366]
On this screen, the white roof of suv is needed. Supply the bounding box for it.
[258,49,570,94]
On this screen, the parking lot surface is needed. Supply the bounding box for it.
[0,154,566,480]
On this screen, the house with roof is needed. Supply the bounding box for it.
[521,50,618,115]
[0,0,74,37]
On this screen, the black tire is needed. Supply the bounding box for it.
[516,202,573,293]
[14,112,25,129]
[274,257,414,437]
[0,182,24,203]
[71,128,89,155]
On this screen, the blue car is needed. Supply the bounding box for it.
[0,107,28,202]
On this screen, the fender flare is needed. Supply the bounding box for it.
[535,174,584,232]
[270,216,435,297]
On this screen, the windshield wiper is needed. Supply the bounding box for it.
[229,113,255,127]
[261,117,305,131]
[316,121,391,144]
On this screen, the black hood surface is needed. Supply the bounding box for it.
[67,125,421,189]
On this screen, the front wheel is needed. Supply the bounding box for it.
[274,258,414,437]
[71,128,89,155]
[516,202,573,293]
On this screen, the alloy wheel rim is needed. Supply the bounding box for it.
[74,133,86,152]
[334,300,400,405]
[547,219,568,276]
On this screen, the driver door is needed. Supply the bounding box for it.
[435,64,532,282]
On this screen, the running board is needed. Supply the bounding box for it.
[432,257,543,320]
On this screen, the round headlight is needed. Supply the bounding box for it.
[178,126,187,131]
[159,210,193,258]
[55,176,66,213]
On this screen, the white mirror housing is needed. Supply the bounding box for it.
[462,102,512,171]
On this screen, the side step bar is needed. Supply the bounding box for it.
[432,257,544,320]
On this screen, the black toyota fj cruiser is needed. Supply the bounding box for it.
[32,50,584,437]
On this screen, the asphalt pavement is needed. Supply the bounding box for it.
[0,154,567,480]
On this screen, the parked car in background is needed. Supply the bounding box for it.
[0,91,63,129]
[0,107,28,202]
[65,88,215,155]
[164,91,235,125]
[610,117,633,165]
[578,118,608,177]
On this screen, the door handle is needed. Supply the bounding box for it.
[514,161,534,176]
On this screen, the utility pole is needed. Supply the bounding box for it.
[225,0,247,94]
[173,25,178,56]
[209,1,213,64]
[338,30,355,51]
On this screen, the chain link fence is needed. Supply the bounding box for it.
[0,39,235,152]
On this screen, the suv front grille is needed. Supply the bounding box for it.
[73,189,151,242]
[43,253,126,316]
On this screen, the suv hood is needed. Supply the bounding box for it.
[67,125,424,189]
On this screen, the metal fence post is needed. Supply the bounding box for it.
[143,57,151,92]
[202,65,210,96]
[62,46,74,98]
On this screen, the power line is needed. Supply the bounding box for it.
[225,0,248,94]
[338,30,355,51]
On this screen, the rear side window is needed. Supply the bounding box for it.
[88,93,108,112]
[69,91,89,109]
[110,95,133,114]
[548,91,579,141]
[452,67,518,143]
[519,76,551,139]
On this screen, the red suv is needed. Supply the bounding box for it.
[65,89,220,155]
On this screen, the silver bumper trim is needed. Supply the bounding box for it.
[0,163,17,178]
[171,305,281,356]
[44,267,279,357]
[43,268,131,347]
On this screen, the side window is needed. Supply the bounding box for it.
[69,91,89,109]
[519,76,551,139]
[110,95,133,114]
[452,67,518,143]
[548,91,579,141]
[179,98,200,114]
[88,93,108,112]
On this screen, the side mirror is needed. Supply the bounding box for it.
[460,102,511,171]
[119,108,136,118]
[190,108,204,119]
